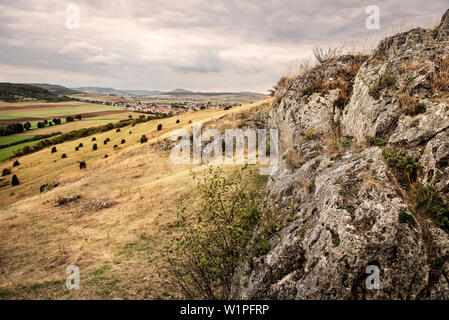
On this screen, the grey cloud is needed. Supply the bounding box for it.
[0,0,448,92]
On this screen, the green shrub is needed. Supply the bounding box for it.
[399,210,416,226]
[75,146,79,151]
[413,185,449,233]
[382,148,420,185]
[11,174,19,186]
[113,144,118,148]
[61,153,67,159]
[116,128,121,133]
[78,143,83,148]
[93,144,98,151]
[157,124,162,131]
[13,160,20,167]
[176,119,180,124]
[92,137,96,141]
[79,161,86,169]
[51,146,57,153]
[2,168,11,176]
[140,135,148,144]
[366,136,386,147]
[165,166,269,299]
[104,154,108,158]
[104,139,108,145]
[121,139,125,144]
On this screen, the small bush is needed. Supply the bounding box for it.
[121,139,126,144]
[104,139,108,145]
[157,124,162,131]
[366,136,386,147]
[140,135,148,144]
[383,148,420,185]
[40,183,59,193]
[79,161,86,169]
[13,160,20,167]
[176,119,180,124]
[165,166,269,299]
[2,168,11,176]
[104,154,108,158]
[413,185,449,233]
[398,93,426,116]
[113,144,118,148]
[369,71,396,99]
[11,174,20,186]
[116,128,121,133]
[92,137,96,141]
[61,153,67,159]
[75,146,79,151]
[432,56,449,93]
[78,143,83,148]
[302,128,320,140]
[399,210,416,226]
[93,144,98,150]
[51,146,57,153]
[312,46,341,63]
[129,131,132,134]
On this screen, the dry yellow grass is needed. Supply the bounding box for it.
[433,56,449,93]
[0,98,272,299]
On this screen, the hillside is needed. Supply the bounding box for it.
[0,98,271,298]
[29,84,81,96]
[0,83,71,102]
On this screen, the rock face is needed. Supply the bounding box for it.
[231,10,449,299]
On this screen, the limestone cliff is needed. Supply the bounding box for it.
[232,9,449,299]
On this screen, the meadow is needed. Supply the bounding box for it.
[0,98,271,299]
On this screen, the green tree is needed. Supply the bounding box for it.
[11,174,20,186]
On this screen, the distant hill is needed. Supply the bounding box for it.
[122,89,164,96]
[161,90,266,98]
[29,83,80,95]
[0,83,72,102]
[73,87,131,97]
[74,86,266,99]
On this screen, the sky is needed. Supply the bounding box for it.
[0,0,448,93]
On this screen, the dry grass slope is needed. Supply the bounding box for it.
[0,98,272,299]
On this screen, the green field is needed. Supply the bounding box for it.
[0,104,120,119]
[0,135,36,146]
[0,140,40,162]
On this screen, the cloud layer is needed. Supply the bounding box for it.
[0,0,448,92]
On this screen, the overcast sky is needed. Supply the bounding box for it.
[0,0,448,93]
